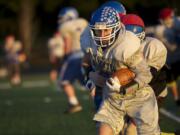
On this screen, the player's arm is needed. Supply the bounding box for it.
[106,68,137,95]
[81,53,96,92]
[108,56,152,95]
[59,24,72,57]
[81,52,92,82]
[128,59,152,89]
[106,41,152,94]
[80,29,93,84]
[107,58,152,95]
[63,33,72,56]
[117,48,152,93]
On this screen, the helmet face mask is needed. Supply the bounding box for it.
[89,7,124,48]
[125,25,145,41]
[90,22,121,47]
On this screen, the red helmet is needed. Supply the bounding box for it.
[121,14,145,41]
[121,14,145,27]
[159,8,174,20]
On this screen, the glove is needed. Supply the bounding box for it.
[81,66,92,82]
[86,79,96,92]
[106,77,121,93]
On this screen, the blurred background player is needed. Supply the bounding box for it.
[48,31,64,82]
[158,8,180,106]
[4,35,26,85]
[81,0,127,112]
[58,7,88,113]
[146,8,180,106]
[121,14,168,135]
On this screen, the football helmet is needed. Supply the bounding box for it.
[122,14,145,41]
[100,1,126,17]
[159,8,174,28]
[89,7,125,47]
[58,7,79,24]
[159,8,174,20]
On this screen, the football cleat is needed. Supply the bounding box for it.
[64,104,82,114]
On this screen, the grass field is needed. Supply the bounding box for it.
[0,74,180,135]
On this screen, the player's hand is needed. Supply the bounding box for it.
[106,77,121,93]
[86,79,96,92]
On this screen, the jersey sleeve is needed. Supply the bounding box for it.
[126,49,152,88]
[145,38,167,70]
[80,26,92,53]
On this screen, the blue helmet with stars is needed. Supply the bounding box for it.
[100,1,126,17]
[89,7,125,47]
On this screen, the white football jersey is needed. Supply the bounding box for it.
[141,37,167,70]
[59,18,88,52]
[48,35,64,58]
[81,30,152,87]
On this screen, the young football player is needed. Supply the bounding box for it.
[81,7,160,135]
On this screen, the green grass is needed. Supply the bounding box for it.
[159,90,180,133]
[0,74,96,135]
[0,74,180,135]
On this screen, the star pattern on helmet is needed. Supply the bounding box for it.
[100,7,119,25]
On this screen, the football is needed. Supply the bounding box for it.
[112,68,135,86]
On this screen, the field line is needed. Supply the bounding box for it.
[160,108,180,123]
[0,80,50,90]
